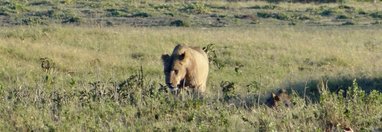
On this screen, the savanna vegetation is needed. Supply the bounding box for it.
[1,0,382,26]
[0,0,381,131]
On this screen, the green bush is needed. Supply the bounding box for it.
[106,8,129,17]
[257,12,292,20]
[319,80,382,130]
[180,2,210,14]
[170,19,190,27]
[131,12,150,17]
[370,11,382,19]
[320,8,339,16]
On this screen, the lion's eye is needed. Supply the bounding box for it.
[174,70,179,74]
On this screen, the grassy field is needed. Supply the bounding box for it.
[0,25,381,131]
[1,0,382,26]
[0,0,382,131]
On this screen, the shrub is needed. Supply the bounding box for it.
[257,12,292,21]
[257,11,273,18]
[342,21,355,25]
[180,2,210,14]
[370,11,382,19]
[106,8,129,17]
[319,80,382,131]
[221,81,237,101]
[170,19,190,27]
[320,8,338,16]
[62,16,81,24]
[203,44,226,69]
[336,14,351,19]
[132,12,150,17]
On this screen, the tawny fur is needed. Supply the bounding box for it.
[266,89,292,108]
[161,44,209,93]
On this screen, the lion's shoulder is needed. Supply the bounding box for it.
[173,45,207,57]
[190,46,204,53]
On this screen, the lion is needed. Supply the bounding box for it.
[266,89,292,108]
[161,44,209,93]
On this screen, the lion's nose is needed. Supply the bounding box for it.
[166,83,179,91]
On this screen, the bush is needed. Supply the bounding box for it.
[319,80,382,131]
[106,8,129,17]
[336,14,351,19]
[220,81,237,101]
[131,12,150,17]
[370,11,382,19]
[320,8,338,16]
[62,16,81,24]
[257,12,292,20]
[180,2,210,14]
[170,19,190,27]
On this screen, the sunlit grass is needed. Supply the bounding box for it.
[0,25,381,131]
[1,25,382,91]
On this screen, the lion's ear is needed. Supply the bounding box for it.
[279,89,287,93]
[179,52,185,60]
[272,93,280,101]
[272,93,276,98]
[161,54,170,66]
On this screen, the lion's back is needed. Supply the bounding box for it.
[188,46,209,92]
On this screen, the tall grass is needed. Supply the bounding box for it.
[0,25,381,131]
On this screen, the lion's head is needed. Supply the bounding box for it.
[267,89,292,108]
[161,45,190,91]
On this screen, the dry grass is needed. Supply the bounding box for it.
[0,25,381,131]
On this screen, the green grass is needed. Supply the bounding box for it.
[0,0,382,131]
[0,25,381,131]
[1,1,382,26]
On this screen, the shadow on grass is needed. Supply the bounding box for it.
[220,75,382,109]
[282,75,382,103]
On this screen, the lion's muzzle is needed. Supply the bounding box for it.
[166,83,179,91]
